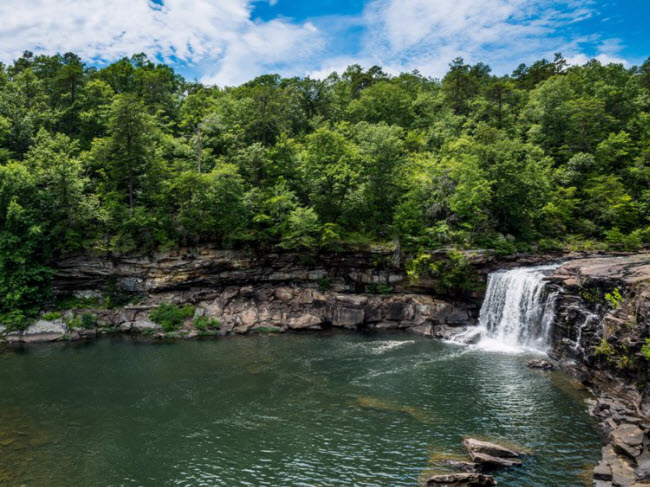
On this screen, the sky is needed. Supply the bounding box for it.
[0,0,648,86]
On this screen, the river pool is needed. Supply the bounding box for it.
[0,332,601,486]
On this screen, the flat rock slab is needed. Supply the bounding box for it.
[552,254,650,286]
[21,320,68,342]
[611,424,645,459]
[421,473,496,486]
[463,438,523,459]
[468,451,522,467]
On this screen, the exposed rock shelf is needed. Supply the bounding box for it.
[549,254,650,487]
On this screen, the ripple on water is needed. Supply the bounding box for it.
[0,333,601,487]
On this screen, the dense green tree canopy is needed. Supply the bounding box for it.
[0,51,649,326]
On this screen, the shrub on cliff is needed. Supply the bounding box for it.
[149,303,195,332]
[194,316,220,332]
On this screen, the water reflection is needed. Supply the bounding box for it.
[0,333,601,486]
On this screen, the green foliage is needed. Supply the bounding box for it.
[605,288,623,309]
[407,250,475,292]
[80,312,97,329]
[318,277,331,291]
[281,207,320,249]
[641,339,650,361]
[594,337,615,357]
[55,295,102,310]
[42,311,62,321]
[149,303,195,332]
[193,315,220,331]
[368,283,392,295]
[0,52,649,318]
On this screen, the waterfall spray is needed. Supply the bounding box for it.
[457,265,560,353]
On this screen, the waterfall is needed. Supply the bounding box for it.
[464,265,559,353]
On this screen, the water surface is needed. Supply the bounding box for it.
[0,332,601,486]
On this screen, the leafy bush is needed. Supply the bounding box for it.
[193,315,220,331]
[81,312,97,329]
[368,283,392,295]
[149,303,195,332]
[594,337,614,357]
[42,311,62,321]
[537,238,563,251]
[407,250,475,292]
[318,277,331,291]
[641,339,650,361]
[605,288,623,309]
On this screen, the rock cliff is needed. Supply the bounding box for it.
[549,254,650,487]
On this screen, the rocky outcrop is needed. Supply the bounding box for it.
[18,319,68,342]
[0,247,494,342]
[549,254,650,487]
[527,359,554,370]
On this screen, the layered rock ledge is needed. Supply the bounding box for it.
[549,254,650,487]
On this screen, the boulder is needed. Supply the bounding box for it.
[463,438,524,468]
[239,308,259,327]
[443,460,480,473]
[332,307,364,327]
[288,314,322,330]
[432,325,468,341]
[22,320,68,342]
[468,451,522,468]
[611,424,645,459]
[527,359,554,370]
[131,320,161,332]
[421,473,496,486]
[274,287,294,301]
[635,454,650,482]
[594,459,613,481]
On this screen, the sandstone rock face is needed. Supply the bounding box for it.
[44,247,490,339]
[421,473,496,487]
[21,320,68,342]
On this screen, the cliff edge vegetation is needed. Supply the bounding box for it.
[0,52,649,327]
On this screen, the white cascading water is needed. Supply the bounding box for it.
[463,265,560,353]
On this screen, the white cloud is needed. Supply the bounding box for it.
[0,0,628,84]
[313,0,626,79]
[0,0,323,86]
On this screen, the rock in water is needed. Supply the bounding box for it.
[527,359,554,370]
[421,473,496,486]
[463,438,525,468]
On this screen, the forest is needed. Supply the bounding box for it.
[0,51,649,326]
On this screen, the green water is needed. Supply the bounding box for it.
[0,332,600,486]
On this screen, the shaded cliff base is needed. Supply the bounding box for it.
[1,286,476,343]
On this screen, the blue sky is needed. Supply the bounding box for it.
[1,0,648,86]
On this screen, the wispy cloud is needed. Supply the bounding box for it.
[0,0,323,86]
[0,0,628,85]
[327,0,625,77]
